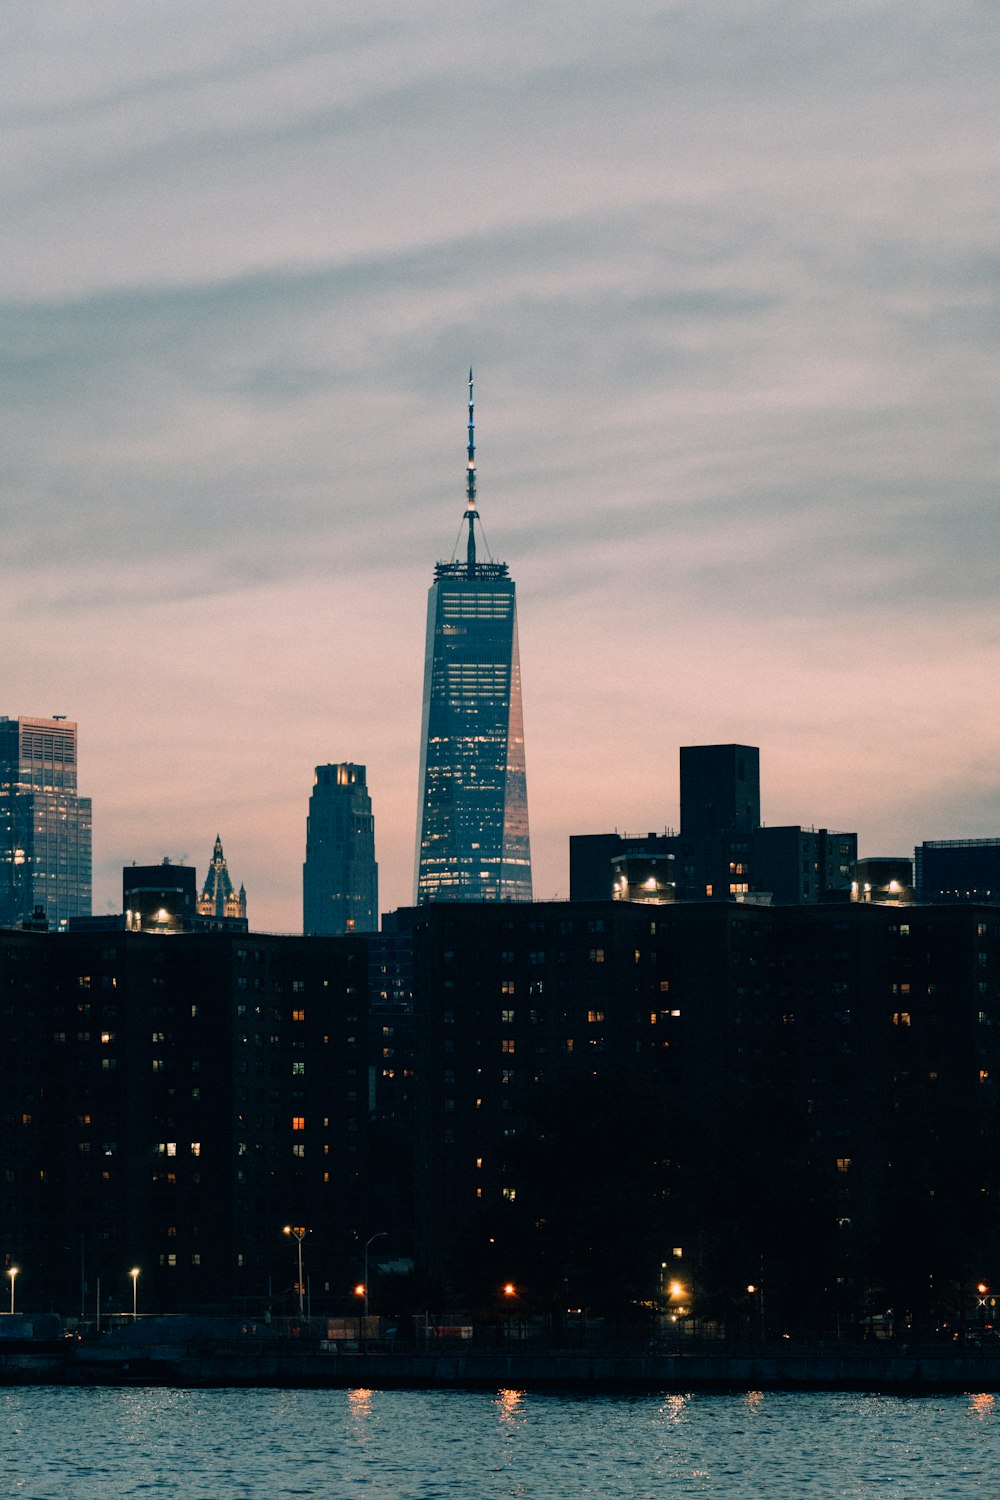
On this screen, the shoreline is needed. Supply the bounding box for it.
[4,1343,1000,1393]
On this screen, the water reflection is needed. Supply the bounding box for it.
[495,1387,526,1425]
[968,1392,995,1420]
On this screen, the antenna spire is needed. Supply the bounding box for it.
[465,367,479,577]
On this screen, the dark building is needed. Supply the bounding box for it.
[679,743,761,843]
[414,372,532,905]
[571,746,854,907]
[569,832,676,903]
[303,763,378,935]
[853,856,915,905]
[404,898,1000,1331]
[915,839,1000,905]
[0,928,373,1317]
[5,899,1000,1337]
[124,861,199,933]
[0,715,92,929]
[750,826,857,905]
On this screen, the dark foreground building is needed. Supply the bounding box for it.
[3,900,999,1337]
[1,929,373,1317]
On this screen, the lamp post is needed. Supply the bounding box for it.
[7,1266,18,1316]
[362,1233,388,1324]
[283,1226,306,1317]
[130,1267,140,1321]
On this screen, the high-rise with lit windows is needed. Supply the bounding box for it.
[0,714,92,928]
[414,374,532,904]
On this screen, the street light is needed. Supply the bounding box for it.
[362,1232,388,1323]
[7,1266,18,1316]
[130,1267,140,1321]
[283,1226,306,1317]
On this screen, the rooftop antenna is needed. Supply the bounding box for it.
[465,368,479,578]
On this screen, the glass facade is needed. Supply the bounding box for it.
[0,715,92,928]
[304,763,379,934]
[414,560,532,904]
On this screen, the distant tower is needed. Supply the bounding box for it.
[0,714,92,928]
[414,372,532,904]
[303,763,378,934]
[197,835,247,921]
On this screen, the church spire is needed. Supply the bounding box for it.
[465,368,479,578]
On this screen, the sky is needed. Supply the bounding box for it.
[2,0,997,929]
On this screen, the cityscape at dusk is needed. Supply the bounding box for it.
[2,2,997,928]
[3,7,1000,1491]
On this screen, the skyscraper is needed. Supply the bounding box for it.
[304,763,378,934]
[0,714,92,927]
[414,373,532,904]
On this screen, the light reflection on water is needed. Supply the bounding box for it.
[1,1387,998,1499]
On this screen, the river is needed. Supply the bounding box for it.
[2,1386,998,1498]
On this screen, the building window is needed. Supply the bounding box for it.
[502,1039,515,1054]
[292,1116,305,1131]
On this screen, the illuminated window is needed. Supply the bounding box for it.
[502,1039,515,1054]
[292,1061,305,1075]
[502,1187,517,1201]
[836,1158,852,1173]
[587,1009,605,1023]
[501,1008,514,1023]
[166,1142,177,1157]
[292,1116,305,1131]
[292,1144,305,1157]
[588,949,605,964]
[292,1008,305,1022]
[891,1012,911,1027]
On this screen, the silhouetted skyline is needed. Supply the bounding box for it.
[1,3,996,928]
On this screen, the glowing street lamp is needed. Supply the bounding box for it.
[7,1266,18,1315]
[283,1226,307,1317]
[130,1267,140,1321]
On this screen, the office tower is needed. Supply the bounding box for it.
[303,763,378,934]
[197,835,247,922]
[414,373,532,904]
[0,714,92,927]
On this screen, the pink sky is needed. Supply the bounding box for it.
[2,1,997,928]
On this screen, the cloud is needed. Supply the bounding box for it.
[1,0,997,923]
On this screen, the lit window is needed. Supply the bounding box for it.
[836,1157,852,1173]
[502,1039,515,1054]
[292,1008,305,1022]
[292,1116,305,1131]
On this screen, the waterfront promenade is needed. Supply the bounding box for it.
[4,1326,1000,1392]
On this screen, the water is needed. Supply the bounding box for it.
[2,1387,998,1499]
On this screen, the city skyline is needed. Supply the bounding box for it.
[1,3,997,930]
